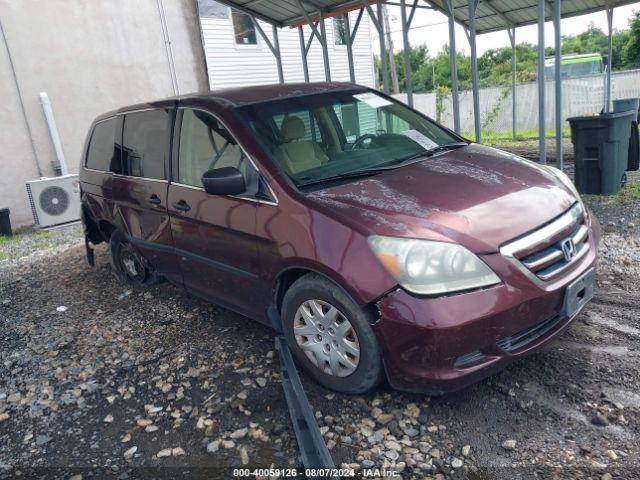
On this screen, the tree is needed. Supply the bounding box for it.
[386,17,636,94]
[624,10,640,68]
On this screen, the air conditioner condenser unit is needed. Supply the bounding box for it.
[25,174,81,228]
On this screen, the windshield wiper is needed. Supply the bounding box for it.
[296,167,391,188]
[396,142,469,164]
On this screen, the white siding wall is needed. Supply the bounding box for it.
[200,8,375,89]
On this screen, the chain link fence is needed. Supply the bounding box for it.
[394,69,640,141]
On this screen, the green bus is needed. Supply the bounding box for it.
[544,53,604,80]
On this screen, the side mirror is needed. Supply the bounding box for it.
[202,167,246,196]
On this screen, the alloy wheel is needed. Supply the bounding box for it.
[293,299,360,377]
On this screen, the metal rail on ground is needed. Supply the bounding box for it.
[275,336,339,480]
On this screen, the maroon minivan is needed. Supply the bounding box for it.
[80,82,600,394]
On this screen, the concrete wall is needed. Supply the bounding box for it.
[0,0,208,228]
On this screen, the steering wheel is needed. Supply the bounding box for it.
[351,133,377,150]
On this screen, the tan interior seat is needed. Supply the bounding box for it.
[274,116,328,174]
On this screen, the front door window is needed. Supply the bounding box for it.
[177,109,260,196]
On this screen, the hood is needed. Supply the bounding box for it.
[306,144,576,253]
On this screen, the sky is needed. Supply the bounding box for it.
[370,3,639,57]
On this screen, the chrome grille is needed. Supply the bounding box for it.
[497,314,563,352]
[500,204,589,283]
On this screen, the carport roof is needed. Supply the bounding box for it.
[214,0,638,33]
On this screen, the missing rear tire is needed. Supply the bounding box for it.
[109,231,161,286]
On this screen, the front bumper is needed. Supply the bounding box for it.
[373,218,601,395]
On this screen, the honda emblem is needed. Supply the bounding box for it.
[561,238,577,262]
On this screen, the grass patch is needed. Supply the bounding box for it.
[0,229,56,261]
[462,128,572,143]
[610,182,640,205]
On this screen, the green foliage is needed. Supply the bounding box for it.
[379,14,640,94]
[624,10,640,68]
[435,85,451,122]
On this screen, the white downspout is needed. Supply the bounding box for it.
[38,92,68,176]
[156,0,179,95]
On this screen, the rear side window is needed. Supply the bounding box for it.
[122,109,171,180]
[86,118,118,172]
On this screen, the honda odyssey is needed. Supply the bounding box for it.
[80,82,600,394]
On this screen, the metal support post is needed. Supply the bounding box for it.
[538,0,546,164]
[253,18,284,83]
[272,24,284,83]
[445,0,460,133]
[298,26,310,82]
[509,27,516,140]
[319,10,331,81]
[554,0,563,169]
[344,14,356,83]
[468,0,481,142]
[400,0,418,106]
[606,7,613,112]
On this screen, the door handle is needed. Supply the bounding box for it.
[172,200,191,212]
[148,194,162,205]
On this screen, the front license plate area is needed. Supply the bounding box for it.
[564,268,595,318]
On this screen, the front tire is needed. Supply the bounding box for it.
[282,274,383,394]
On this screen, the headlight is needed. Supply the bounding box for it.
[545,166,585,212]
[368,236,500,295]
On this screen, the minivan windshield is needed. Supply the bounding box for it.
[236,89,466,188]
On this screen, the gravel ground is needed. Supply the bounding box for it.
[1,166,639,479]
[487,138,575,166]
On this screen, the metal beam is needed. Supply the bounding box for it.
[305,21,319,54]
[554,0,562,169]
[344,13,356,83]
[469,0,481,142]
[296,0,325,48]
[407,0,419,26]
[275,337,338,477]
[319,10,331,81]
[483,0,516,28]
[606,6,613,112]
[298,27,310,82]
[345,8,363,84]
[252,17,284,83]
[365,0,389,93]
[400,0,415,106]
[273,24,284,83]
[538,0,546,164]
[445,0,460,134]
[508,27,516,141]
[214,0,282,27]
[377,0,389,93]
[386,1,431,9]
[350,8,364,40]
[364,2,381,34]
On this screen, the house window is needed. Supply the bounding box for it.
[334,16,347,45]
[232,11,257,45]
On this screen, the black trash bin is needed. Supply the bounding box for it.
[613,98,640,121]
[567,111,636,195]
[0,208,11,237]
[612,98,640,171]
